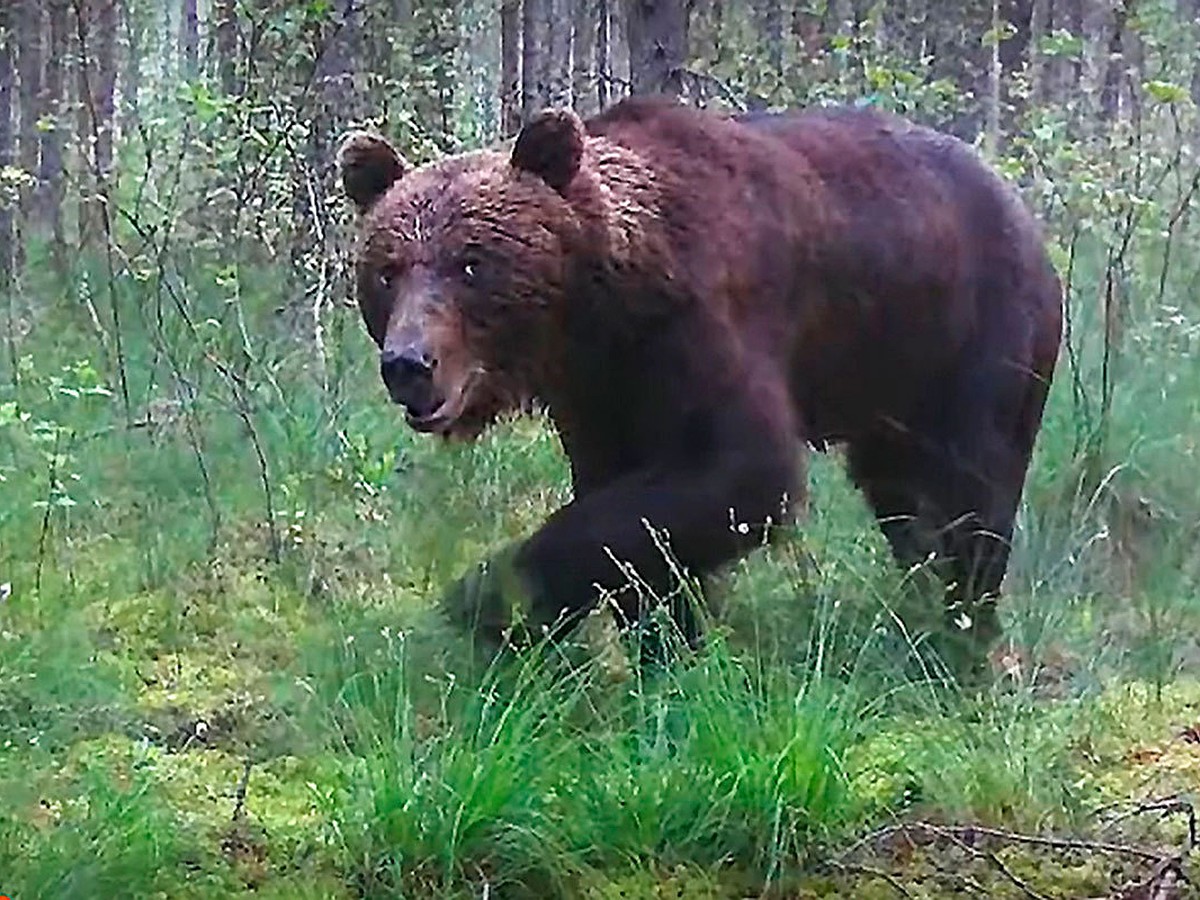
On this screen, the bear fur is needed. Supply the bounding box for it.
[337,96,1063,668]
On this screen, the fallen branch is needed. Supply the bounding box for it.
[832,808,1198,898]
[826,859,915,898]
[935,825,1052,900]
[1110,795,1197,899]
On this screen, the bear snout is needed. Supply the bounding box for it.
[380,344,441,417]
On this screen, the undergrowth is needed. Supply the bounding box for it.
[3,257,1200,898]
[5,58,1200,898]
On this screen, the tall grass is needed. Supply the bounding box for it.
[3,235,1200,895]
[5,82,1200,898]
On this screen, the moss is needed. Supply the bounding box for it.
[580,864,736,900]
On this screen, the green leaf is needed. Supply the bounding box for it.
[1041,29,1083,59]
[1143,81,1188,104]
[0,401,18,427]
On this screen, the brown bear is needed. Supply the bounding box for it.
[337,95,1063,671]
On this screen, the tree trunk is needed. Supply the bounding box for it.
[547,0,572,106]
[409,4,458,148]
[1099,0,1132,122]
[316,0,360,131]
[1188,0,1200,140]
[1188,0,1200,100]
[500,0,521,134]
[93,0,117,189]
[15,0,43,225]
[596,0,611,110]
[214,0,240,96]
[35,0,67,268]
[712,0,725,64]
[1044,0,1082,110]
[985,0,1001,155]
[611,0,630,100]
[522,0,549,118]
[119,0,143,131]
[761,0,783,76]
[1079,0,1112,126]
[0,8,15,297]
[75,0,117,251]
[624,0,692,97]
[927,4,991,141]
[1028,0,1048,105]
[180,0,199,79]
[573,0,598,115]
[998,0,1033,133]
[289,0,363,384]
[822,0,853,50]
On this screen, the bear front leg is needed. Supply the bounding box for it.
[440,442,802,652]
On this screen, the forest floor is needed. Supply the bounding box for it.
[4,275,1200,898]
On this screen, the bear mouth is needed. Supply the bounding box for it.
[402,370,482,436]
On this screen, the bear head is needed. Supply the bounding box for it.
[337,109,590,440]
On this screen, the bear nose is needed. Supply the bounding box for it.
[380,344,439,414]
[381,344,435,378]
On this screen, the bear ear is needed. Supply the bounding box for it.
[510,108,586,194]
[337,131,408,213]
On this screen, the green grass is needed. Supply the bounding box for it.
[4,232,1200,898]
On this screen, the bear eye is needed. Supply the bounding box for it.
[458,246,488,285]
[459,255,482,283]
[376,266,400,291]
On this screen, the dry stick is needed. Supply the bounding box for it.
[833,818,1179,897]
[33,426,66,594]
[1061,228,1092,456]
[841,825,995,897]
[935,826,1053,900]
[299,159,330,393]
[825,860,915,898]
[1116,797,1198,897]
[1097,794,1194,835]
[923,853,992,898]
[909,826,996,897]
[842,810,1200,898]
[858,822,1169,865]
[231,758,253,823]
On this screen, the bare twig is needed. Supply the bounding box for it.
[833,815,1200,898]
[71,0,132,427]
[935,825,1053,900]
[34,426,68,594]
[826,860,915,898]
[231,757,253,822]
[1114,796,1197,898]
[849,821,1168,865]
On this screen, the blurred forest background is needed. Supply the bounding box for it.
[5,1,1200,898]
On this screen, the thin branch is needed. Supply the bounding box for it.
[71,0,132,426]
[231,757,253,822]
[846,821,1169,865]
[832,816,1197,896]
[825,860,915,898]
[936,826,1053,900]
